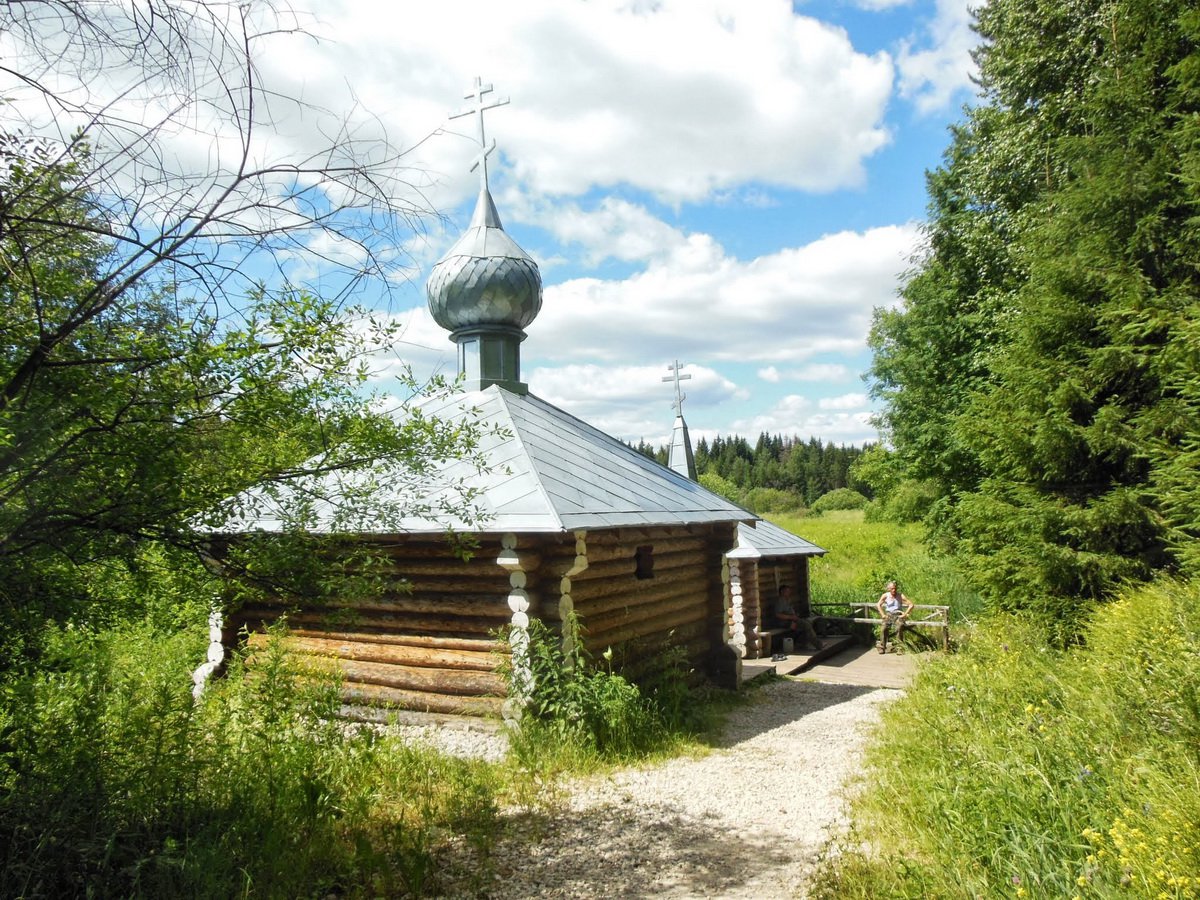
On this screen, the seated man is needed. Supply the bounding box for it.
[770,584,822,653]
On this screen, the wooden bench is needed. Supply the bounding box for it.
[756,627,788,658]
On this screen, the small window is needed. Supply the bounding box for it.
[634,545,654,579]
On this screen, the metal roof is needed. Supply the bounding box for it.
[728,518,826,560]
[216,385,754,535]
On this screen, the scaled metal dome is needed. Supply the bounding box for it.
[426,188,542,332]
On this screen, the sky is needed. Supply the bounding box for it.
[280,0,981,449]
[17,0,983,450]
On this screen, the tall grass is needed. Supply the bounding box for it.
[502,614,717,782]
[0,620,504,898]
[810,578,1200,899]
[771,509,984,621]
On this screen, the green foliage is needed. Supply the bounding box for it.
[0,619,504,898]
[742,486,805,515]
[810,488,869,513]
[503,615,702,771]
[698,471,741,505]
[694,434,870,506]
[812,578,1200,899]
[772,510,983,621]
[868,0,1200,614]
[0,137,485,663]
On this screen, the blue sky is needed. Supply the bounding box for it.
[12,0,981,449]
[291,0,982,449]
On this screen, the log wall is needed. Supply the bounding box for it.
[228,535,522,719]
[562,524,737,682]
[221,524,743,718]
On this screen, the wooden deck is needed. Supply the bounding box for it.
[742,634,920,689]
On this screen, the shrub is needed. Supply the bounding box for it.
[699,471,742,505]
[503,614,700,772]
[811,487,869,513]
[741,486,805,514]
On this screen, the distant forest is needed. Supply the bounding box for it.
[630,434,870,508]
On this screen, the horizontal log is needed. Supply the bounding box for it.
[563,567,705,606]
[583,620,709,666]
[584,604,707,651]
[299,654,506,696]
[581,536,705,564]
[250,633,501,671]
[237,606,510,637]
[343,558,508,577]
[238,592,515,619]
[575,578,707,620]
[342,682,504,718]
[359,537,504,553]
[587,525,714,547]
[571,554,637,581]
[617,633,712,680]
[582,588,706,636]
[283,628,501,654]
[570,546,707,583]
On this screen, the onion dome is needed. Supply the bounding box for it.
[426,188,542,332]
[425,186,542,393]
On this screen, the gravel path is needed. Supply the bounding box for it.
[470,678,899,899]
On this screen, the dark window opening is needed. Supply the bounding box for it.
[634,545,654,579]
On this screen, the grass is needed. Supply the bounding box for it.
[769,509,1200,897]
[0,619,513,899]
[792,547,1200,900]
[771,509,985,622]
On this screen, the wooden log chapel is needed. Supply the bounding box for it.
[205,80,825,719]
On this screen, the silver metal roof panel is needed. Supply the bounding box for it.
[732,518,826,559]
[215,385,753,536]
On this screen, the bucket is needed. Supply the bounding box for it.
[781,637,794,654]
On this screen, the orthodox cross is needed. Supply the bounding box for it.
[450,77,510,190]
[663,360,692,417]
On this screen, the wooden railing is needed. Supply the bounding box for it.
[811,602,951,651]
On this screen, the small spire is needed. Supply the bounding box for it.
[663,360,693,418]
[450,77,510,191]
[663,361,697,480]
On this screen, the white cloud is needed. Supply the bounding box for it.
[896,0,980,113]
[758,366,782,383]
[282,0,894,206]
[819,392,869,410]
[790,363,852,381]
[539,197,689,265]
[528,362,740,441]
[852,0,914,8]
[530,221,919,366]
[732,395,877,444]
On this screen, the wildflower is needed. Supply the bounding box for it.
[1077,766,1093,781]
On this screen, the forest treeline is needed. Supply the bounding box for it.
[862,0,1200,631]
[630,434,870,511]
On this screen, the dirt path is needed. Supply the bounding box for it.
[476,678,898,899]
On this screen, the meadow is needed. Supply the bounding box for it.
[772,509,984,620]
